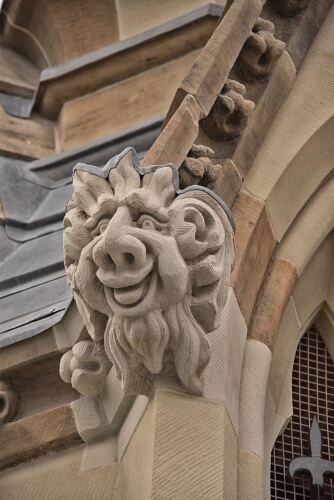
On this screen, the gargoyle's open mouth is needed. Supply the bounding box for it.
[104,269,159,316]
[113,271,152,306]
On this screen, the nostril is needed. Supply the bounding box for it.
[106,254,115,268]
[124,253,135,266]
[98,253,115,270]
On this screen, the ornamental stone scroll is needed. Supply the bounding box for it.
[60,148,235,397]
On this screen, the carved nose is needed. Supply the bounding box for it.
[94,234,146,272]
[93,234,154,288]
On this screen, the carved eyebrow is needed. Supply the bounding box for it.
[133,206,169,223]
[84,198,118,229]
[137,214,168,231]
[126,194,169,222]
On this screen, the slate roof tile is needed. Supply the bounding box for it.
[0,118,161,347]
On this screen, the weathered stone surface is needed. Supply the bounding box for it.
[179,144,221,188]
[0,46,38,98]
[143,93,201,168]
[238,450,264,500]
[59,51,198,152]
[36,6,224,119]
[62,147,235,396]
[233,50,296,178]
[0,331,58,373]
[285,0,333,69]
[201,79,255,141]
[248,257,298,350]
[245,5,334,204]
[204,288,247,433]
[0,200,4,223]
[1,0,120,67]
[0,380,18,425]
[210,159,242,208]
[239,339,272,458]
[0,445,121,500]
[122,385,238,500]
[269,0,309,17]
[0,404,81,469]
[60,340,112,397]
[231,191,276,325]
[165,0,265,121]
[235,17,285,81]
[0,108,54,159]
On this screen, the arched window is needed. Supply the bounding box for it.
[271,325,334,499]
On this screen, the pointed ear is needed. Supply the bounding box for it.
[108,149,141,197]
[126,166,175,221]
[169,190,234,332]
[142,165,176,206]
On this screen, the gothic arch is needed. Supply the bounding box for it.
[236,7,334,497]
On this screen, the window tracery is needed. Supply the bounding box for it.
[271,325,334,499]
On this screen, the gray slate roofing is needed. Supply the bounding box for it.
[0,118,161,347]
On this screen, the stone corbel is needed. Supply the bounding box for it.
[235,18,285,82]
[60,147,235,401]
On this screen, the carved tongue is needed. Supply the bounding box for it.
[114,282,145,305]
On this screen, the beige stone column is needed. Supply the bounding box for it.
[238,339,272,500]
[121,379,237,500]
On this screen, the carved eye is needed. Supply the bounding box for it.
[141,219,155,230]
[137,215,165,232]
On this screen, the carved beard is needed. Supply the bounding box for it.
[104,296,211,395]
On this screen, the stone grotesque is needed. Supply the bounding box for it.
[60,148,234,396]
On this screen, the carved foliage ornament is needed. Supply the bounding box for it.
[235,18,285,82]
[179,145,221,189]
[61,148,234,396]
[201,79,255,142]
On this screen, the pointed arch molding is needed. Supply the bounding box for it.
[238,3,334,352]
[263,236,334,497]
[268,234,334,433]
[236,6,334,498]
[237,230,334,499]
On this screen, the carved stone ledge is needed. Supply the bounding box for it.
[235,18,285,82]
[201,79,255,142]
[179,145,221,189]
[270,0,309,17]
[0,379,18,425]
[61,147,235,397]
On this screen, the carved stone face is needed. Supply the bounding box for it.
[63,148,234,394]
